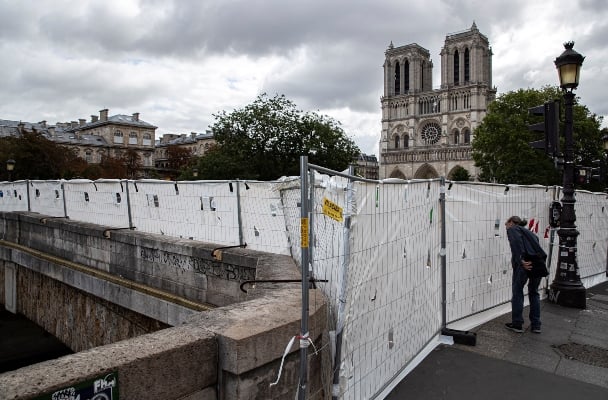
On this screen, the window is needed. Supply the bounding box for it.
[453,50,460,85]
[85,150,92,163]
[453,130,460,144]
[404,60,410,93]
[463,129,471,144]
[129,132,138,145]
[143,132,152,146]
[464,48,470,82]
[421,123,441,145]
[114,130,124,144]
[394,61,400,95]
[395,135,400,149]
[403,134,409,148]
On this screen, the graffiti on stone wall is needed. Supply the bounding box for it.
[139,247,255,282]
[34,372,118,400]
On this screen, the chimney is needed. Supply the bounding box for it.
[132,112,139,121]
[191,132,196,139]
[79,118,86,126]
[100,109,109,121]
[40,120,47,128]
[49,126,56,137]
[91,115,98,123]
[71,121,78,129]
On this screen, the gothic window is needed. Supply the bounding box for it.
[453,50,460,85]
[421,122,441,145]
[404,60,410,92]
[464,48,470,82]
[463,128,471,144]
[394,61,400,95]
[453,130,460,144]
[403,134,409,148]
[114,130,123,144]
[395,135,400,148]
[420,61,424,88]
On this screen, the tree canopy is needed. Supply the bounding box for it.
[472,86,604,186]
[198,93,361,180]
[0,132,88,180]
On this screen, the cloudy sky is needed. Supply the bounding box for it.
[1,0,606,157]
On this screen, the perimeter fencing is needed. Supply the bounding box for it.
[1,174,607,399]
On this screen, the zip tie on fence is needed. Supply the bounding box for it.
[270,335,296,387]
[269,332,318,388]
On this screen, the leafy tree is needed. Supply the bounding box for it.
[449,166,471,182]
[165,145,195,171]
[122,149,143,179]
[201,93,360,180]
[98,154,128,179]
[472,86,603,186]
[0,132,88,180]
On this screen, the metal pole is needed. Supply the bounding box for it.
[439,177,447,327]
[61,181,68,219]
[26,180,31,212]
[332,164,355,400]
[236,180,244,246]
[299,156,310,399]
[125,180,134,229]
[549,91,586,308]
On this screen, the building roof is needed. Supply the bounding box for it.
[156,132,214,147]
[69,114,157,131]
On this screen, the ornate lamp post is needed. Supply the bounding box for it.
[6,159,15,182]
[549,42,586,308]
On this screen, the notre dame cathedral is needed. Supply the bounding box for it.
[379,22,496,180]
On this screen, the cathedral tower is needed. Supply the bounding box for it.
[379,22,496,180]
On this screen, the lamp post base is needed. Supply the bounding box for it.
[548,282,586,309]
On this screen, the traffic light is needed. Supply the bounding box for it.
[590,159,602,182]
[529,100,560,157]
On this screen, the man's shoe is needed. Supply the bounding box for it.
[531,327,541,334]
[505,323,523,333]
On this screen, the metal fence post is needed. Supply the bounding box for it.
[332,164,355,400]
[299,156,310,400]
[236,179,244,246]
[26,180,31,212]
[61,181,68,219]
[125,180,134,229]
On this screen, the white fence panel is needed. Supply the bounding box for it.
[0,181,29,212]
[128,180,240,245]
[63,180,130,228]
[572,190,608,287]
[339,180,443,399]
[444,183,556,322]
[28,180,65,217]
[239,181,291,255]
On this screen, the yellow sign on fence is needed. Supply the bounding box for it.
[301,218,309,248]
[322,197,343,223]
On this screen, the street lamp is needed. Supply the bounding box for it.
[6,159,15,182]
[549,42,586,308]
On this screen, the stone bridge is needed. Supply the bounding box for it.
[0,211,329,400]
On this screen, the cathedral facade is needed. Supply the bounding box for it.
[379,22,496,180]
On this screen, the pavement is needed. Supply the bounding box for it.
[386,279,608,400]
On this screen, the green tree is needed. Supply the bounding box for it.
[472,86,603,186]
[449,166,471,182]
[201,93,360,180]
[0,132,88,180]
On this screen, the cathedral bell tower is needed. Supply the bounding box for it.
[379,22,496,180]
